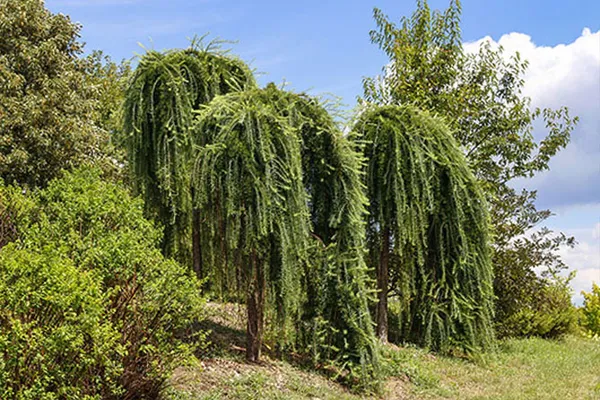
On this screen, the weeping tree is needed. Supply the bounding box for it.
[354,105,494,352]
[262,84,381,385]
[192,86,381,386]
[122,42,255,270]
[191,88,310,362]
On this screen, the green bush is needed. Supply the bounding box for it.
[0,245,123,399]
[497,280,578,338]
[580,283,600,336]
[0,169,205,399]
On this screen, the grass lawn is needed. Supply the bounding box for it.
[405,336,600,399]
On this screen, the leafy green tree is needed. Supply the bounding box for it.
[123,43,255,268]
[192,85,382,387]
[0,0,106,187]
[124,49,381,384]
[581,283,600,336]
[264,85,381,387]
[354,105,494,351]
[82,50,132,137]
[362,0,578,335]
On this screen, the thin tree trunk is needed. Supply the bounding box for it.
[376,226,390,342]
[246,251,265,362]
[192,208,202,282]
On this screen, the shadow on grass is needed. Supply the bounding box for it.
[195,318,247,359]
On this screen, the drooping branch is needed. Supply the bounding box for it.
[257,85,381,384]
[122,44,255,265]
[354,104,495,352]
[191,88,310,361]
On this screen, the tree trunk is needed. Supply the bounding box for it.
[192,208,202,281]
[246,251,265,362]
[376,226,390,342]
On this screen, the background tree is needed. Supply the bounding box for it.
[123,43,255,268]
[80,50,133,181]
[354,105,494,351]
[362,0,578,335]
[83,50,132,141]
[580,283,600,336]
[0,0,107,188]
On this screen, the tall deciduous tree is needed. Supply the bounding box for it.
[362,0,577,334]
[354,105,494,351]
[0,0,104,187]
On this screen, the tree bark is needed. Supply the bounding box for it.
[376,226,390,343]
[246,251,265,362]
[192,208,202,282]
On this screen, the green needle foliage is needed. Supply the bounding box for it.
[192,86,381,387]
[192,87,311,362]
[262,84,381,387]
[363,0,578,337]
[123,41,255,264]
[354,105,495,353]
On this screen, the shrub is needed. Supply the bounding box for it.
[0,168,205,399]
[497,279,578,338]
[580,283,600,336]
[0,244,123,399]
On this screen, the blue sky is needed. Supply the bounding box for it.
[45,0,600,104]
[46,0,600,303]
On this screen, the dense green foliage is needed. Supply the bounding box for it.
[581,283,600,336]
[123,40,383,385]
[354,105,494,352]
[0,242,122,399]
[363,0,578,337]
[123,43,256,264]
[83,50,132,138]
[499,280,578,338]
[191,87,381,387]
[192,87,310,348]
[262,85,381,386]
[2,0,586,396]
[0,0,108,188]
[0,169,205,399]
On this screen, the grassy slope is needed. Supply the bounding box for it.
[405,336,600,399]
[167,305,600,400]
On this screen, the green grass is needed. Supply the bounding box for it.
[406,335,600,400]
[167,306,600,399]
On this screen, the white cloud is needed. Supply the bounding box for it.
[465,30,600,305]
[550,219,600,305]
[465,28,600,210]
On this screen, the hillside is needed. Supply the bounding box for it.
[166,304,600,400]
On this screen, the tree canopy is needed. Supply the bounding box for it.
[262,84,381,383]
[192,86,381,384]
[0,0,105,187]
